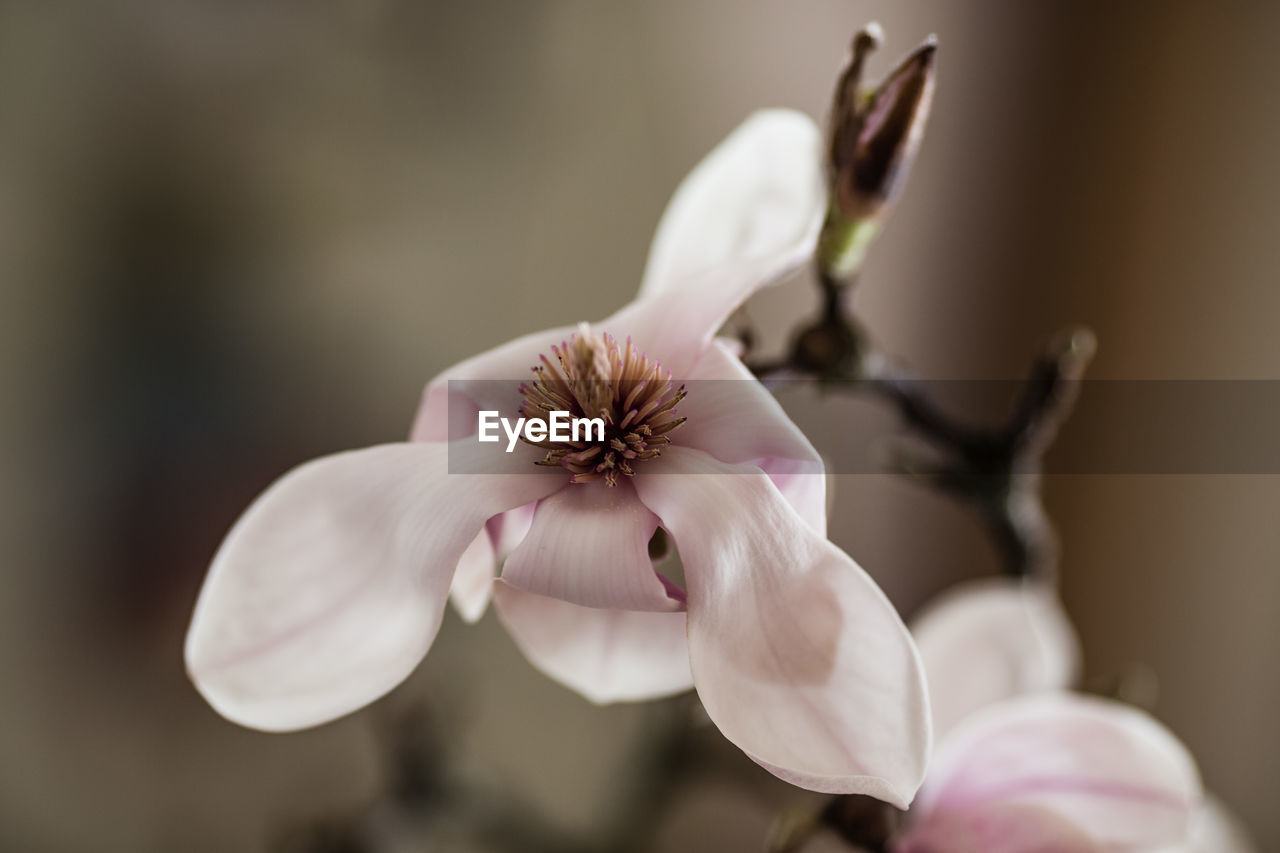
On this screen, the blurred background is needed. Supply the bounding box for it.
[1,1,1276,850]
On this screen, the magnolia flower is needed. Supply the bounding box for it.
[895,692,1203,853]
[185,110,931,805]
[1168,795,1259,853]
[910,578,1081,741]
[895,578,1254,852]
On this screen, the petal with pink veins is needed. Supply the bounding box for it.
[185,441,564,732]
[502,480,680,612]
[632,446,930,806]
[492,582,694,704]
[910,578,1080,739]
[916,693,1201,850]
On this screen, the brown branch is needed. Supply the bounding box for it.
[746,267,1094,582]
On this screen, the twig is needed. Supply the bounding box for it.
[746,267,1094,582]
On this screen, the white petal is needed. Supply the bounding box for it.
[502,479,680,612]
[599,267,783,381]
[492,581,694,704]
[910,578,1080,739]
[633,446,930,806]
[917,693,1202,849]
[1158,795,1259,853]
[410,323,579,442]
[489,501,536,559]
[679,337,826,533]
[412,112,822,443]
[185,442,564,731]
[1189,796,1258,853]
[447,502,536,623]
[895,801,1100,853]
[752,456,828,537]
[449,529,496,624]
[639,109,825,301]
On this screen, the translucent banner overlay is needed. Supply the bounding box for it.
[444,379,1280,475]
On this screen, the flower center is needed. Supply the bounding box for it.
[519,323,686,486]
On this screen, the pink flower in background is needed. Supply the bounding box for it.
[897,578,1254,852]
[185,110,931,805]
[910,578,1081,742]
[1170,796,1260,853]
[894,692,1202,853]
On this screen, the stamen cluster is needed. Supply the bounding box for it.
[519,324,686,486]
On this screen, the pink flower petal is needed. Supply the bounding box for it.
[412,111,822,441]
[917,693,1202,849]
[678,337,826,533]
[597,111,826,377]
[447,502,536,623]
[502,480,681,612]
[449,529,496,624]
[596,272,767,381]
[751,455,828,537]
[489,501,537,557]
[185,442,564,731]
[410,323,579,442]
[1173,795,1258,853]
[633,446,930,806]
[910,578,1080,739]
[639,109,825,303]
[1152,795,1259,853]
[492,582,694,704]
[894,801,1100,853]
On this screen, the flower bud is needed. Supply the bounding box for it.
[819,26,937,279]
